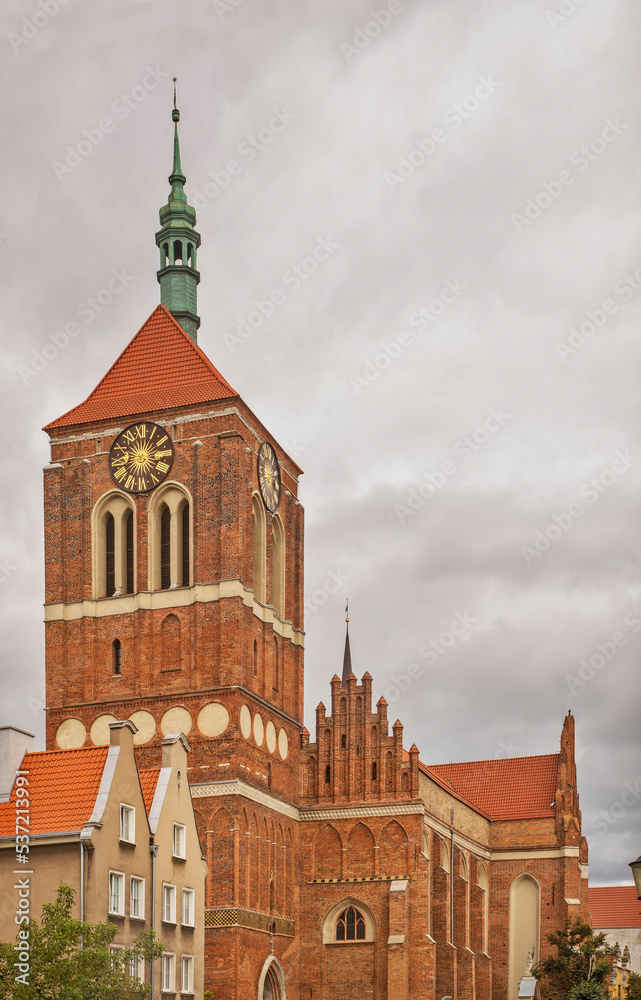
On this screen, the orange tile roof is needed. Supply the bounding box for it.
[0,747,109,837]
[45,306,237,430]
[588,886,641,928]
[424,754,559,821]
[139,768,161,813]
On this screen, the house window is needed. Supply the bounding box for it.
[253,639,258,677]
[341,734,346,749]
[371,761,377,782]
[109,944,124,968]
[129,953,144,982]
[335,905,366,942]
[252,493,266,602]
[161,953,175,992]
[182,887,195,926]
[105,513,115,595]
[163,884,176,923]
[112,639,121,675]
[93,493,136,598]
[150,486,192,591]
[130,877,144,919]
[109,872,125,915]
[272,514,285,618]
[173,823,186,859]
[181,501,190,586]
[181,955,194,994]
[325,765,331,784]
[273,637,279,692]
[160,504,171,589]
[120,805,135,844]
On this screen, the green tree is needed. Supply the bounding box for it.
[0,883,164,999]
[535,917,616,1000]
[627,971,641,1000]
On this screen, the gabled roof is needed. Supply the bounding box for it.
[425,754,559,821]
[44,305,237,430]
[139,768,161,814]
[0,747,109,836]
[588,886,641,928]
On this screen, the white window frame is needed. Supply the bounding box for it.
[162,883,176,924]
[129,953,144,983]
[161,953,175,993]
[108,871,125,916]
[182,887,195,927]
[173,822,186,859]
[181,954,194,994]
[120,803,135,844]
[130,875,145,919]
[109,943,125,969]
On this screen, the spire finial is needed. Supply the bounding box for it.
[341,602,352,685]
[155,78,201,343]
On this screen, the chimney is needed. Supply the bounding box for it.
[0,727,35,802]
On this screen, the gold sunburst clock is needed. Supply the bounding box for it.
[108,421,174,493]
[258,442,281,513]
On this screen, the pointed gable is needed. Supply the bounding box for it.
[44,305,237,431]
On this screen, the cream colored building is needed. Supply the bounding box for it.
[0,720,207,997]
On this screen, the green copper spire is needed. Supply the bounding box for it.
[155,81,201,343]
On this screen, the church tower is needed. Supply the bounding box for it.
[42,101,304,997]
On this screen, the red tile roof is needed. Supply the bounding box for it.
[588,886,641,928]
[424,754,559,821]
[45,306,237,430]
[139,768,161,813]
[0,747,109,836]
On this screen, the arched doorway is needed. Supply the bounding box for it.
[258,956,286,999]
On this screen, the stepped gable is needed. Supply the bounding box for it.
[44,305,237,430]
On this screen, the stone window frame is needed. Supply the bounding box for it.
[148,481,193,592]
[92,490,136,599]
[322,897,376,944]
[252,492,266,603]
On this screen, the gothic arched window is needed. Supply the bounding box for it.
[335,905,366,942]
[252,494,266,603]
[149,484,192,591]
[92,492,136,598]
[271,514,285,618]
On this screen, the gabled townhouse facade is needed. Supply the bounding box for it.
[0,719,207,998]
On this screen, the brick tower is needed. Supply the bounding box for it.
[43,101,304,997]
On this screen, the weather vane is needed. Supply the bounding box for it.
[172,77,179,123]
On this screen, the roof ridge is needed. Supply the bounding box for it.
[428,752,559,767]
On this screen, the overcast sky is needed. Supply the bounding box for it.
[1,0,640,887]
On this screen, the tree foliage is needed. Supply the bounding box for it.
[627,971,641,1000]
[0,883,164,999]
[535,918,616,1000]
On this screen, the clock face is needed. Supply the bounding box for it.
[108,421,174,493]
[258,442,281,513]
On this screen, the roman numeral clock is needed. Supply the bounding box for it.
[108,421,175,493]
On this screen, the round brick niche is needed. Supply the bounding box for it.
[278,728,288,760]
[266,720,277,753]
[128,710,156,745]
[239,704,251,739]
[56,718,87,750]
[253,712,264,746]
[160,706,192,737]
[90,714,118,746]
[197,702,229,738]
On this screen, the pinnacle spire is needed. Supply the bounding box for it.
[155,79,201,343]
[341,600,352,685]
